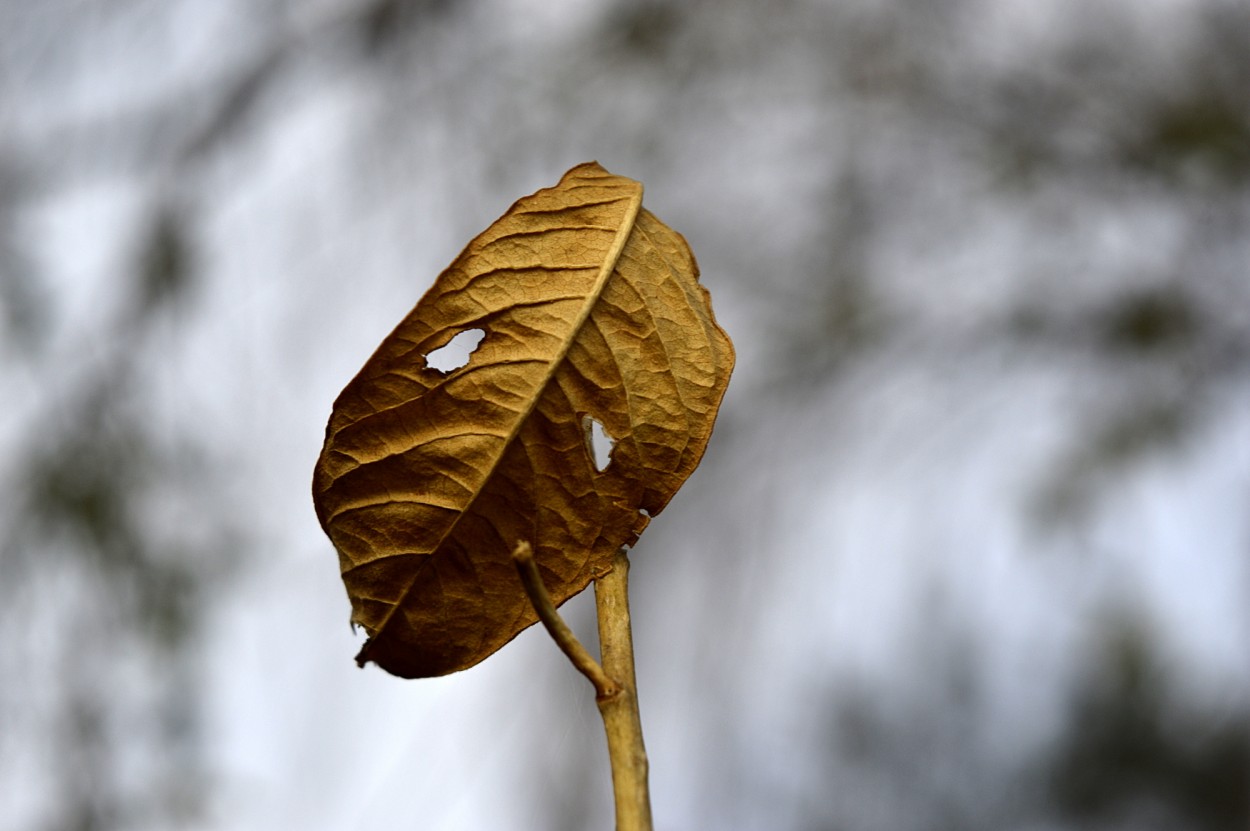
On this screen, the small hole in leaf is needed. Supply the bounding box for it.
[583,415,615,472]
[424,328,485,373]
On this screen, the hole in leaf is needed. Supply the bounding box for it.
[424,328,485,373]
[582,415,615,472]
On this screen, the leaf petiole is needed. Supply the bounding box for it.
[512,542,653,831]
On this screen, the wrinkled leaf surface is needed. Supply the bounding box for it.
[312,162,733,678]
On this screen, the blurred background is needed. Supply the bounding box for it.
[2,0,1247,829]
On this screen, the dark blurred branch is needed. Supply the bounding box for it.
[3,0,466,201]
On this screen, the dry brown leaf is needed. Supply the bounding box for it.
[311,162,734,678]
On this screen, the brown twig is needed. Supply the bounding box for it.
[594,548,653,831]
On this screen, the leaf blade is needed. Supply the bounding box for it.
[313,162,733,678]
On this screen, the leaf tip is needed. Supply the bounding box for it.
[354,641,372,669]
